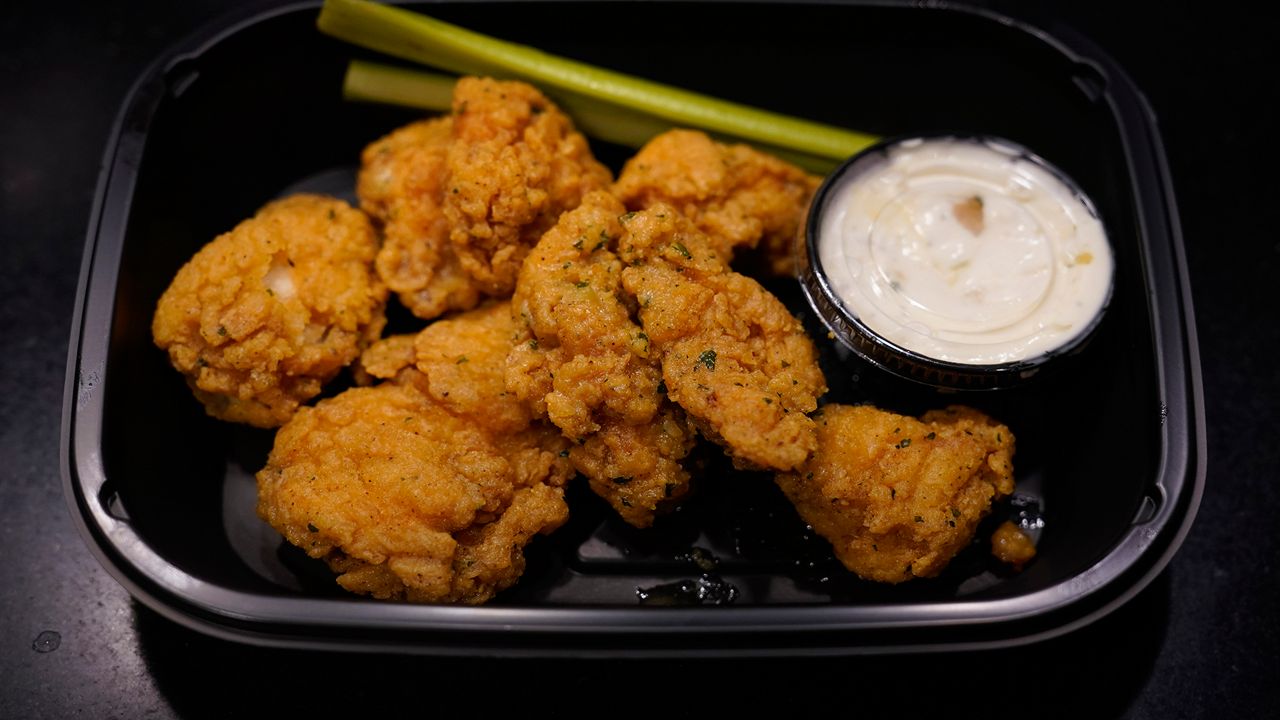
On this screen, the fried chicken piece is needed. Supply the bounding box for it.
[354,332,418,386]
[361,301,532,435]
[258,301,574,604]
[507,192,823,521]
[256,384,572,604]
[359,116,475,320]
[775,404,1016,584]
[618,205,827,471]
[507,191,696,527]
[359,77,612,320]
[152,194,387,428]
[567,414,698,527]
[366,302,574,493]
[611,129,820,275]
[445,78,614,293]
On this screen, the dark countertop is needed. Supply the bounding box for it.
[2,1,1275,717]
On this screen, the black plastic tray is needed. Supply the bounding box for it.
[62,0,1204,656]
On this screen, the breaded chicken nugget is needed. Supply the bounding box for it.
[361,301,533,436]
[369,301,574,496]
[775,404,1016,583]
[359,116,477,320]
[258,302,574,604]
[507,191,696,527]
[359,77,612,320]
[256,383,572,604]
[152,194,387,428]
[619,205,827,471]
[611,129,820,275]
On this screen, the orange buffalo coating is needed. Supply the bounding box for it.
[506,192,697,527]
[152,194,387,428]
[775,404,1017,583]
[611,129,820,275]
[619,205,827,471]
[358,77,612,320]
[256,302,573,604]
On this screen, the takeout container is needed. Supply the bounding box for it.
[62,0,1204,656]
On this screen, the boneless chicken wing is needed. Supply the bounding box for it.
[152,194,387,427]
[360,301,574,497]
[775,404,1016,583]
[359,116,474,320]
[358,77,612,320]
[611,129,820,275]
[506,191,697,527]
[361,301,533,435]
[256,302,573,604]
[619,205,827,471]
[508,189,825,525]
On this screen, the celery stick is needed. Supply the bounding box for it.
[342,60,840,173]
[343,60,455,110]
[318,0,877,163]
[341,60,670,147]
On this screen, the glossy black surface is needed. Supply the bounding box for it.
[2,0,1276,715]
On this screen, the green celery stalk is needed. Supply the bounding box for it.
[342,60,839,172]
[343,59,456,109]
[318,0,877,165]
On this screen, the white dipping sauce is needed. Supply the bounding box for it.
[817,137,1113,366]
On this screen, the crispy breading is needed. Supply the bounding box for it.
[445,78,614,293]
[257,301,573,604]
[775,404,1016,583]
[359,116,475,320]
[361,301,532,435]
[507,191,697,526]
[354,332,418,385]
[256,384,571,604]
[358,77,612,319]
[611,129,820,275]
[152,194,387,428]
[619,205,827,471]
[568,413,698,527]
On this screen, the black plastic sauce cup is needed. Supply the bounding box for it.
[799,133,1116,391]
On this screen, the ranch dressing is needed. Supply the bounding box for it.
[817,137,1113,365]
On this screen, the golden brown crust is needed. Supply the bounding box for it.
[360,116,474,320]
[619,205,827,471]
[151,194,387,427]
[611,129,820,275]
[257,302,574,604]
[445,78,613,294]
[567,409,698,527]
[508,189,824,523]
[359,78,612,320]
[256,384,570,604]
[360,301,535,435]
[507,192,697,526]
[775,404,1016,583]
[430,304,537,433]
